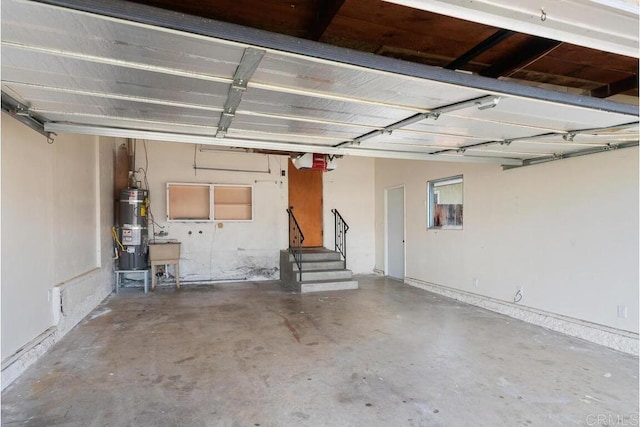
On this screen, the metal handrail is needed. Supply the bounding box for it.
[286,208,304,281]
[331,209,349,265]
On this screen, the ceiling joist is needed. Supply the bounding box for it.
[591,75,639,99]
[445,29,515,70]
[480,37,563,79]
[310,0,345,41]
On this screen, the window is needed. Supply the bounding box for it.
[167,183,253,222]
[428,176,463,229]
[167,183,212,221]
[213,185,253,221]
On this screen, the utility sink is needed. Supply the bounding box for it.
[148,241,180,261]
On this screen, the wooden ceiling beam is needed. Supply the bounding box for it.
[591,75,639,98]
[480,37,562,79]
[310,0,345,41]
[445,29,514,70]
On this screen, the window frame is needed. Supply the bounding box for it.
[166,182,254,222]
[427,175,464,230]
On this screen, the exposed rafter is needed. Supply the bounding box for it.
[445,29,514,70]
[591,75,639,99]
[310,0,345,41]
[480,37,562,79]
[383,0,640,58]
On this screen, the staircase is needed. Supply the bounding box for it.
[280,248,358,293]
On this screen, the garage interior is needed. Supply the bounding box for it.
[1,0,638,425]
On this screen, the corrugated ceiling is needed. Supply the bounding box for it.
[1,0,638,167]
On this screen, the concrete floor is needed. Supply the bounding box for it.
[2,276,638,426]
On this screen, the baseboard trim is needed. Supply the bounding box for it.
[404,277,639,356]
[373,269,385,276]
[1,327,59,390]
[1,264,114,391]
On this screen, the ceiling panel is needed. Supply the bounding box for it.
[232,113,370,141]
[254,52,488,110]
[130,0,640,96]
[39,112,219,136]
[22,96,222,127]
[1,48,231,106]
[1,0,244,78]
[451,96,637,132]
[1,0,637,168]
[363,130,483,149]
[240,88,416,127]
[403,113,559,139]
[225,129,342,146]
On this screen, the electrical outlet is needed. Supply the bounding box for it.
[47,289,52,302]
[473,277,479,287]
[617,305,628,319]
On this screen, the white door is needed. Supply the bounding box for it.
[386,186,405,280]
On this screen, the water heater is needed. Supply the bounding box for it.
[118,188,149,270]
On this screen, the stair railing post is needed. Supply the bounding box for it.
[331,209,349,267]
[287,208,304,282]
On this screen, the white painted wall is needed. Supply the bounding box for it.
[135,142,376,280]
[53,132,99,283]
[1,115,117,387]
[375,148,639,333]
[2,116,55,358]
[323,156,376,274]
[134,141,289,281]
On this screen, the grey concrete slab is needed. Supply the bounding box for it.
[2,276,638,426]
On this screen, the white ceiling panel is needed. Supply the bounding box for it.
[2,0,244,79]
[4,82,225,115]
[40,112,219,136]
[362,141,461,153]
[240,88,416,127]
[25,96,222,127]
[452,96,637,132]
[232,113,371,140]
[1,0,637,168]
[225,129,342,146]
[254,53,488,110]
[403,114,558,140]
[364,130,483,148]
[1,47,231,106]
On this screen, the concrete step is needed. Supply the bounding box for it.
[297,269,352,281]
[293,260,345,271]
[288,251,341,262]
[298,279,359,293]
